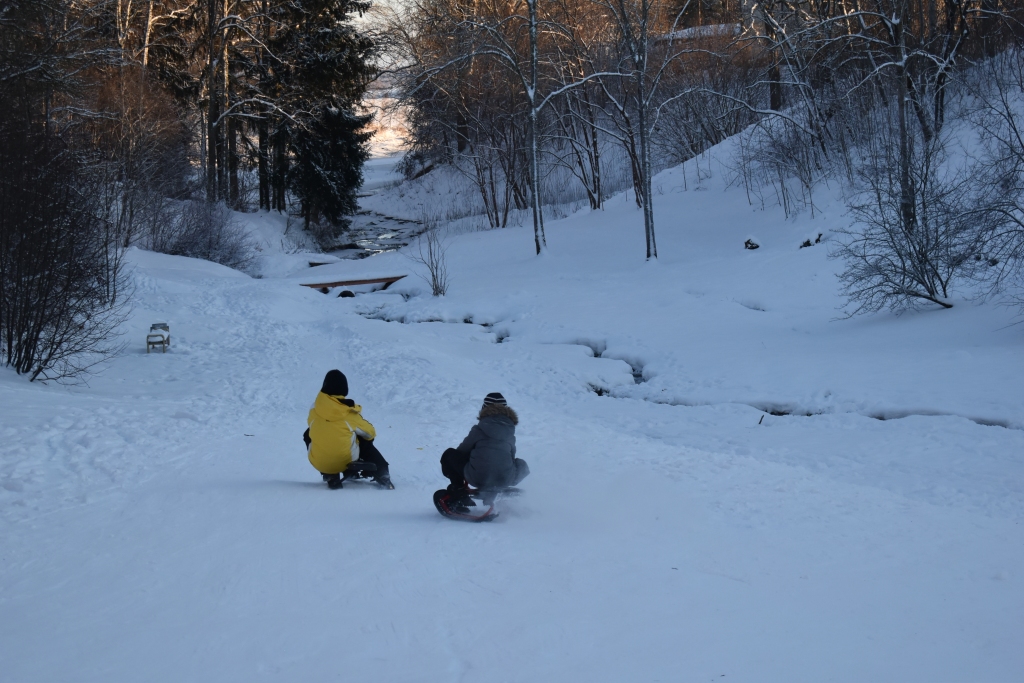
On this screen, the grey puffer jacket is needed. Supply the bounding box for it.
[457,404,529,489]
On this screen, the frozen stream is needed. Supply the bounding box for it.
[331,154,426,259]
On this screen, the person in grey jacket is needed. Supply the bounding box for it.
[441,393,530,496]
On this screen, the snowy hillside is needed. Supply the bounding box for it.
[2,144,1023,682]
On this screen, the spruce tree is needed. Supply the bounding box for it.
[290,104,372,234]
[274,0,375,243]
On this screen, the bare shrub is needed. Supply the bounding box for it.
[831,113,986,314]
[0,121,130,382]
[731,114,829,218]
[963,49,1024,310]
[149,201,256,274]
[407,215,451,296]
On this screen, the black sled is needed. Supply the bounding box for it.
[432,487,521,522]
[433,489,496,522]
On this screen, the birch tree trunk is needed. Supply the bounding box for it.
[636,0,656,259]
[219,0,230,202]
[206,0,218,202]
[142,0,153,68]
[527,0,547,255]
[895,8,916,237]
[611,0,657,259]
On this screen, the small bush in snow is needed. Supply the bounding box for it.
[407,218,451,296]
[149,201,256,274]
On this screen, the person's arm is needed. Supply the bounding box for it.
[456,425,483,454]
[346,406,377,441]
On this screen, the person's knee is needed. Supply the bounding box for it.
[440,448,468,481]
[513,458,530,485]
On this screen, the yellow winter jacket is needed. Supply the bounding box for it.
[307,392,377,474]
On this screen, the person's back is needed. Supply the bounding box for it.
[307,391,372,472]
[461,402,520,489]
[305,369,393,489]
[440,393,529,494]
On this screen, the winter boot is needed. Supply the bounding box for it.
[326,474,343,490]
[445,482,475,507]
[375,473,395,490]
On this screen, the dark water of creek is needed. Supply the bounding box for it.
[330,209,426,260]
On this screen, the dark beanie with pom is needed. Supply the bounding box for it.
[483,392,506,407]
[321,369,348,396]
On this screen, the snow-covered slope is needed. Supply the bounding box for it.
[2,146,1022,682]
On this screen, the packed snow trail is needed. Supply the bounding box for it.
[4,140,1024,680]
[2,249,1022,682]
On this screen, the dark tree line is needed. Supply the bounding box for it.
[0,0,375,380]
[116,0,375,234]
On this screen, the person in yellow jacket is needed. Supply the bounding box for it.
[304,369,393,489]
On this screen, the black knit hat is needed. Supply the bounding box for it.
[321,369,348,396]
[483,392,506,407]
